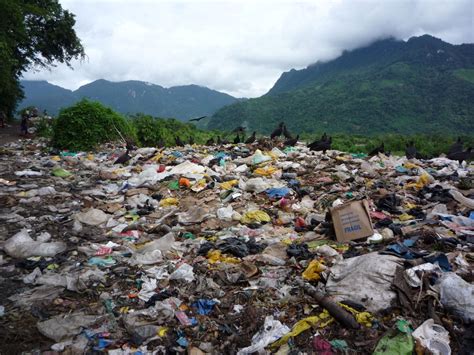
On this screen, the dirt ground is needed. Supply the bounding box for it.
[0,123,21,145]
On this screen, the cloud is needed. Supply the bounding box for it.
[23,0,474,98]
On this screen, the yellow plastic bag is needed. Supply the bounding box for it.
[207,250,240,264]
[405,173,432,190]
[302,260,326,281]
[220,179,238,190]
[160,197,179,207]
[254,166,278,176]
[271,312,334,349]
[241,210,271,224]
[398,213,414,221]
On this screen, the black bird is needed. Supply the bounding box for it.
[270,122,284,139]
[282,124,293,139]
[308,136,332,154]
[114,149,131,165]
[368,143,385,157]
[321,132,328,141]
[232,126,246,133]
[188,136,195,145]
[448,147,473,164]
[233,134,241,144]
[405,141,417,159]
[448,137,463,155]
[189,115,207,122]
[245,131,256,144]
[284,134,299,147]
[175,136,185,147]
[205,137,214,146]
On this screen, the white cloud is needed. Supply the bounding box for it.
[23,0,474,97]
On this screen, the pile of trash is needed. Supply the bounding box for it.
[0,137,473,354]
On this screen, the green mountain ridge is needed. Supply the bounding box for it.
[20,79,238,120]
[208,35,474,135]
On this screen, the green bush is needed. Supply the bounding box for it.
[130,113,221,147]
[52,99,134,151]
[35,117,55,138]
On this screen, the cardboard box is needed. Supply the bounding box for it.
[330,199,374,242]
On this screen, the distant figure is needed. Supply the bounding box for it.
[448,137,463,155]
[157,139,165,148]
[245,131,256,144]
[20,110,29,136]
[114,149,131,165]
[270,122,284,139]
[368,143,385,157]
[189,115,206,122]
[282,124,293,139]
[232,126,246,134]
[284,134,299,147]
[233,134,241,144]
[217,136,222,145]
[175,136,185,147]
[0,110,5,128]
[448,147,473,164]
[308,135,332,154]
[188,136,194,145]
[321,132,328,141]
[405,141,417,159]
[205,137,214,146]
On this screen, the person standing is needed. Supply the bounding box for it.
[20,110,29,136]
[0,110,5,128]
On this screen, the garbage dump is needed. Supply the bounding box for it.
[0,137,473,354]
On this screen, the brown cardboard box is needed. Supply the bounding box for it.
[330,199,374,242]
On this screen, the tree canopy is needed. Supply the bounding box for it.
[0,0,84,116]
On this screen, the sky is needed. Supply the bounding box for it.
[23,0,474,98]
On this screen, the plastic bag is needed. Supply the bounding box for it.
[170,263,195,282]
[237,316,290,354]
[438,272,474,322]
[4,229,66,258]
[302,260,326,281]
[241,210,271,224]
[75,208,111,226]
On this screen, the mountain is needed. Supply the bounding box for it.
[20,79,238,120]
[208,35,474,135]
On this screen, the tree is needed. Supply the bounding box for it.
[0,0,84,117]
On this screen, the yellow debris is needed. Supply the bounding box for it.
[51,156,61,161]
[159,197,179,207]
[398,213,414,221]
[157,327,168,337]
[271,312,334,349]
[405,173,432,190]
[404,162,418,169]
[207,250,240,264]
[302,260,326,281]
[254,166,278,176]
[240,210,271,224]
[220,179,239,190]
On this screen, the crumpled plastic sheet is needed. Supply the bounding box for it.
[237,316,290,354]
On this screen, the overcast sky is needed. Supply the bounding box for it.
[23,0,474,98]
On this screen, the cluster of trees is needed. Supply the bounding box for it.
[48,99,220,151]
[0,0,84,117]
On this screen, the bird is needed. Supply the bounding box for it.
[114,149,131,165]
[282,124,293,139]
[448,137,463,155]
[308,136,332,154]
[368,143,385,157]
[405,141,417,159]
[448,147,472,164]
[245,131,256,144]
[233,134,241,144]
[232,126,246,134]
[157,139,165,148]
[188,136,194,145]
[189,115,207,122]
[175,136,185,147]
[205,137,214,146]
[270,122,284,139]
[284,134,299,147]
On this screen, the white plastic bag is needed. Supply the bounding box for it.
[438,272,474,322]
